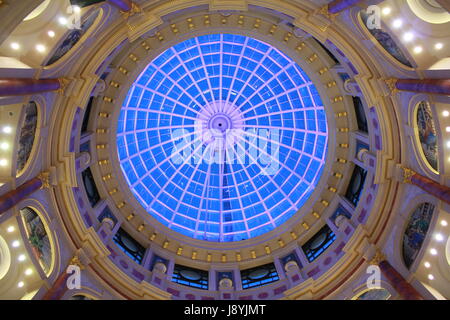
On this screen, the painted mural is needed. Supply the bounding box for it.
[356,288,391,300]
[416,101,438,172]
[402,202,435,269]
[16,102,38,174]
[20,207,52,274]
[45,10,99,66]
[360,11,413,68]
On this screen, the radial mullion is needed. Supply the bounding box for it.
[228,144,275,228]
[171,47,213,113]
[128,131,202,189]
[236,135,297,208]
[240,82,312,117]
[224,143,251,239]
[147,137,205,217]
[224,36,249,105]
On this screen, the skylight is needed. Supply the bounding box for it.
[117,34,328,242]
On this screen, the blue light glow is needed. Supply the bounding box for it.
[117,34,328,242]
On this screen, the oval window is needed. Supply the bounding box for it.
[248,268,270,280]
[180,269,202,281]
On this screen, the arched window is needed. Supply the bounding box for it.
[415,101,438,173]
[16,102,38,175]
[172,265,209,290]
[20,207,53,274]
[81,168,100,207]
[112,228,145,264]
[402,202,435,269]
[345,165,368,207]
[302,224,336,262]
[240,263,279,289]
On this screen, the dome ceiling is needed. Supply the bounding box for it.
[117,33,328,242]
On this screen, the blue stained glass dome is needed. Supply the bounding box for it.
[117,34,328,242]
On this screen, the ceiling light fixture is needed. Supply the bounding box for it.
[10,42,20,50]
[435,43,443,50]
[392,19,403,29]
[382,7,392,15]
[403,32,414,42]
[2,126,12,134]
[413,46,423,54]
[36,44,46,53]
[58,17,68,25]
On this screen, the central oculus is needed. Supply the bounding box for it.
[117,34,328,242]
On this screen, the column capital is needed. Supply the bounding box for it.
[69,255,86,270]
[120,2,142,20]
[369,249,386,265]
[57,78,71,95]
[401,167,416,184]
[385,78,399,95]
[318,5,339,21]
[37,172,51,189]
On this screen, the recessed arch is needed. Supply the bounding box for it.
[402,202,435,269]
[16,101,39,176]
[414,101,439,174]
[0,234,11,281]
[19,206,56,276]
[44,8,103,67]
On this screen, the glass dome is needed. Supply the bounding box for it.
[117,34,328,242]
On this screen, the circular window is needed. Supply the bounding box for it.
[117,34,328,242]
